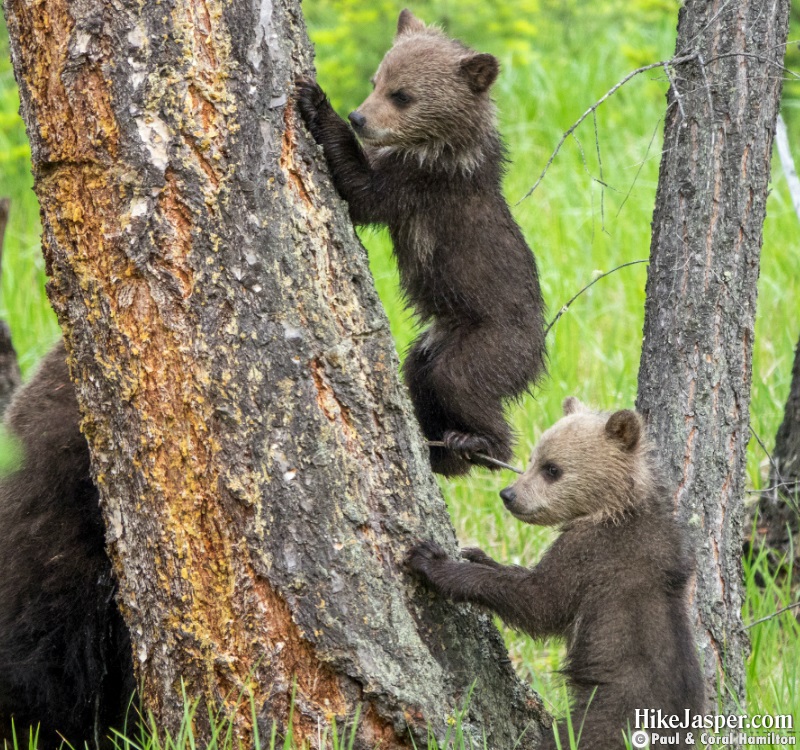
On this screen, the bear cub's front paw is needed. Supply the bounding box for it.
[461,547,497,566]
[407,540,448,580]
[295,79,328,126]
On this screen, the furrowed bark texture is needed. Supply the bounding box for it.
[3,0,546,746]
[636,0,790,708]
[0,198,20,416]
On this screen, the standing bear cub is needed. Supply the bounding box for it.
[297,10,546,476]
[409,398,704,749]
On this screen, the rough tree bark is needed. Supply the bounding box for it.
[636,0,791,709]
[0,198,20,416]
[3,0,546,747]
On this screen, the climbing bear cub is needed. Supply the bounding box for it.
[409,398,704,749]
[297,10,546,476]
[0,343,135,748]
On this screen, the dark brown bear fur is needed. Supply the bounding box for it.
[0,342,135,748]
[296,10,546,476]
[408,398,704,749]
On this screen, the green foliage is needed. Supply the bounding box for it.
[744,539,800,724]
[0,12,60,374]
[304,0,681,113]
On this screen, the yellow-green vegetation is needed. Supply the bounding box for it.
[1,0,799,746]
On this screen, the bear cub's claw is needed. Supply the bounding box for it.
[461,547,496,566]
[295,79,328,125]
[442,430,498,466]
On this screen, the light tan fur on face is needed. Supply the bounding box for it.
[351,11,498,173]
[504,398,656,526]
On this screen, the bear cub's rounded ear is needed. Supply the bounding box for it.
[460,53,500,94]
[397,9,426,36]
[605,410,641,452]
[562,396,588,416]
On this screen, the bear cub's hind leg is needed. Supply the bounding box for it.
[403,335,513,476]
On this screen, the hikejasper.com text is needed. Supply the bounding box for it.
[635,709,794,733]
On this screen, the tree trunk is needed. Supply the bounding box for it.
[0,198,20,416]
[2,0,546,747]
[636,0,791,710]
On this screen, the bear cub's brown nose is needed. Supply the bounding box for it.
[500,487,516,507]
[348,111,366,130]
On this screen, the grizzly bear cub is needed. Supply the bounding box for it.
[409,398,704,749]
[0,343,135,747]
[297,10,546,476]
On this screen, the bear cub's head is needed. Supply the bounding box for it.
[501,397,656,526]
[348,9,499,162]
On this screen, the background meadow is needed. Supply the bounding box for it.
[1,0,799,743]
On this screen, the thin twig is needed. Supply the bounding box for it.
[746,481,799,495]
[749,425,785,490]
[662,62,686,121]
[519,50,800,205]
[425,441,523,474]
[705,53,800,80]
[570,132,616,190]
[616,115,663,218]
[544,260,649,338]
[747,426,799,512]
[696,54,715,121]
[593,110,608,235]
[675,0,736,57]
[745,600,800,630]
[517,54,696,204]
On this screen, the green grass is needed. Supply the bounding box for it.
[1,0,800,747]
[0,12,60,373]
[745,540,800,728]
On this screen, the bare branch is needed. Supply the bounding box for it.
[616,116,663,217]
[544,260,649,338]
[748,425,800,512]
[518,51,800,205]
[704,52,800,80]
[517,55,696,204]
[593,110,609,235]
[746,481,799,495]
[662,62,687,121]
[696,54,715,121]
[749,425,787,490]
[744,600,800,630]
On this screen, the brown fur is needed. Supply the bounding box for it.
[409,398,704,749]
[296,11,546,476]
[0,343,135,747]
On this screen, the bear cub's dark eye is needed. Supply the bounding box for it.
[542,462,562,482]
[390,90,412,106]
